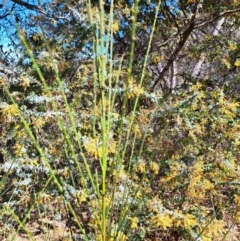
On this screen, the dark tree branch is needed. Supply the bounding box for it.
[0,3,16,19]
[10,0,47,15]
[9,0,71,20]
[195,8,240,28]
[0,11,10,19]
[151,4,240,91]
[151,3,202,91]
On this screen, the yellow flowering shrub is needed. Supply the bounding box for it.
[1,4,240,241]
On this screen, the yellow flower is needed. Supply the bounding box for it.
[152,54,164,63]
[188,129,197,142]
[137,160,146,173]
[192,160,204,175]
[135,190,142,198]
[112,21,119,33]
[234,195,240,206]
[83,137,102,158]
[198,219,225,241]
[125,78,144,99]
[211,88,220,99]
[1,103,19,120]
[73,190,88,203]
[133,124,141,138]
[151,213,172,229]
[32,117,45,129]
[128,217,139,229]
[13,143,23,157]
[201,236,212,241]
[20,75,30,89]
[190,82,203,91]
[234,211,240,224]
[37,193,52,205]
[234,59,240,67]
[208,219,225,237]
[134,85,144,95]
[222,58,231,68]
[183,214,197,229]
[150,162,159,174]
[228,42,238,51]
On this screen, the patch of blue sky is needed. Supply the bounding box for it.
[164,0,180,15]
[0,0,49,53]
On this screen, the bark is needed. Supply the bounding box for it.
[171,60,177,89]
[150,4,240,91]
[10,0,47,14]
[151,3,202,91]
[191,17,225,78]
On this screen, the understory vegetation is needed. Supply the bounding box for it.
[0,0,239,240]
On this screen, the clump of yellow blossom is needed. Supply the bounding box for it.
[228,41,238,51]
[149,162,159,174]
[234,59,240,67]
[125,78,144,99]
[128,217,139,229]
[137,159,146,173]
